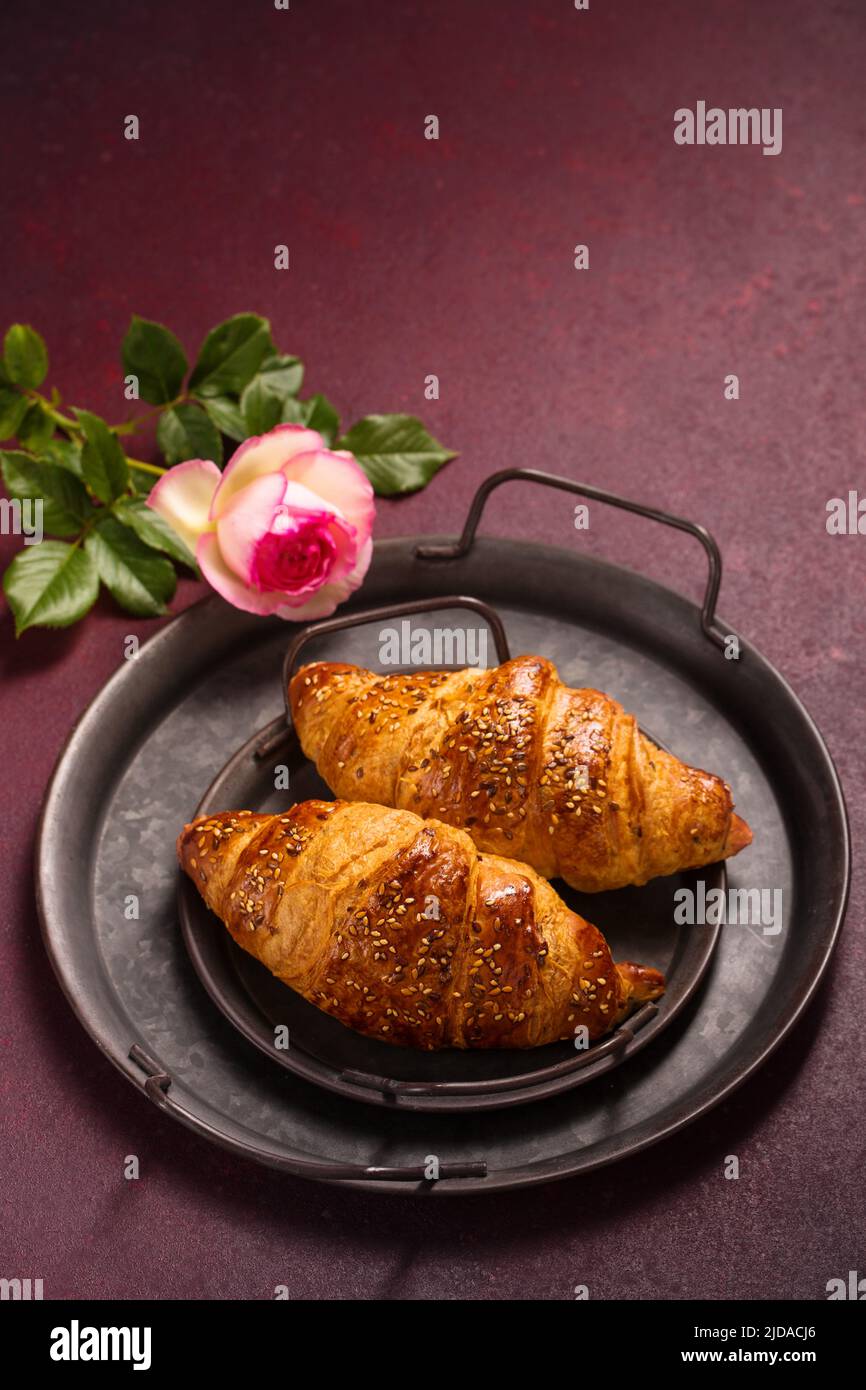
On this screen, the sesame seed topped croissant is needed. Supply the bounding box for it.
[178,800,664,1050]
[289,655,752,894]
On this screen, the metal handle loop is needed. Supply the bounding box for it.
[128,1047,485,1183]
[415,468,731,650]
[281,594,511,720]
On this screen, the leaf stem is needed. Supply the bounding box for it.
[23,386,181,447]
[113,395,185,435]
[25,391,79,433]
[68,517,98,554]
[126,457,167,477]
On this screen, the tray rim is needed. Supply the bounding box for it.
[34,535,851,1195]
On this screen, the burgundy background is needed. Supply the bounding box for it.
[1,0,863,1300]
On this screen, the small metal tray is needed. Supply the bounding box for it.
[179,593,723,1113]
[36,469,850,1192]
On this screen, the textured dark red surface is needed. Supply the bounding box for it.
[1,0,863,1300]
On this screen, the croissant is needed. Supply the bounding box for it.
[178,799,664,1050]
[289,656,752,894]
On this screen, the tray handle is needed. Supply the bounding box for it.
[415,467,731,650]
[281,593,511,713]
[250,595,509,763]
[128,1047,487,1184]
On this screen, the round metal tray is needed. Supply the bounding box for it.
[35,471,850,1193]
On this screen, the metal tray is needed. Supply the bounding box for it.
[35,470,850,1192]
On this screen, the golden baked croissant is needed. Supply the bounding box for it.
[178,800,664,1050]
[289,656,752,894]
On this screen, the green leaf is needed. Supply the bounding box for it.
[238,352,305,437]
[113,497,197,570]
[188,314,273,397]
[256,353,304,399]
[121,315,188,405]
[3,324,49,389]
[128,464,157,495]
[335,414,457,497]
[43,437,83,477]
[157,402,223,466]
[1,450,93,536]
[0,388,28,441]
[17,402,54,452]
[282,393,340,447]
[240,376,283,436]
[86,515,176,617]
[74,408,130,503]
[201,395,246,442]
[3,541,98,635]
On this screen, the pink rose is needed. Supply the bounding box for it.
[148,424,375,620]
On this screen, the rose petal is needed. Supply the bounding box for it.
[286,449,375,537]
[272,535,373,620]
[213,424,324,518]
[344,532,374,588]
[272,584,349,621]
[214,472,288,582]
[196,533,287,616]
[147,459,221,552]
[251,512,357,597]
[280,477,353,516]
